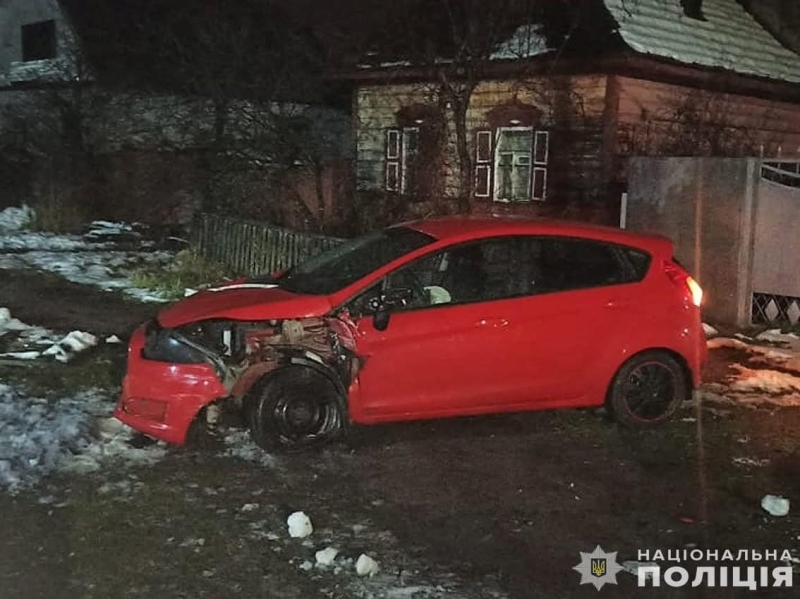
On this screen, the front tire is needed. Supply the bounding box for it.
[607,351,687,427]
[248,365,346,451]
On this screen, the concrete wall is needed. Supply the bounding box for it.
[626,157,758,325]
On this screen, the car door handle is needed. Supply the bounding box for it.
[478,318,509,328]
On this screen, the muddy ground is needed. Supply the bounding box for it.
[0,269,798,598]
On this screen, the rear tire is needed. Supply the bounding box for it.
[248,365,345,451]
[607,351,687,427]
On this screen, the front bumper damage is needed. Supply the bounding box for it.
[114,314,359,444]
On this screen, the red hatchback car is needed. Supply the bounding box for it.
[115,216,706,450]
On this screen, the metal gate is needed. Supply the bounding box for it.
[751,161,800,325]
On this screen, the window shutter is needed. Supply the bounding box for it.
[532,130,549,201]
[401,127,420,194]
[474,130,493,198]
[385,129,401,191]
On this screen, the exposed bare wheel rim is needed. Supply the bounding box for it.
[619,360,680,422]
[271,388,339,445]
[252,366,344,450]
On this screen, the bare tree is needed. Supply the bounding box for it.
[619,88,782,157]
[371,1,547,200]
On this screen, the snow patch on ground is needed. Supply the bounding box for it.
[728,365,800,403]
[220,430,279,468]
[0,215,175,303]
[707,335,800,408]
[0,384,166,493]
[0,249,173,303]
[0,205,34,231]
[0,231,92,252]
[0,308,102,362]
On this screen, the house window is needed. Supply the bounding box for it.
[21,20,57,62]
[476,127,549,202]
[385,127,419,193]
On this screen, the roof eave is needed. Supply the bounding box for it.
[338,49,800,103]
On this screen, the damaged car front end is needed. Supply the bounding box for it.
[116,308,359,448]
[115,226,435,449]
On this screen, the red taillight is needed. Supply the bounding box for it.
[664,261,703,308]
[685,276,703,308]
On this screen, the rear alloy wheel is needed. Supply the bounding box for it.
[249,365,345,451]
[607,351,687,427]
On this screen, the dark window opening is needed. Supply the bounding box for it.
[680,0,706,21]
[22,20,57,62]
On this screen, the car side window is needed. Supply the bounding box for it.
[386,245,486,310]
[384,237,547,311]
[537,238,633,292]
[344,236,648,316]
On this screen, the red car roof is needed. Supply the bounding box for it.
[401,215,673,255]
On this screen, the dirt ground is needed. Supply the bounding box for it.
[0,270,798,599]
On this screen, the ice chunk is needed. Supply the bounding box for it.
[315,546,339,566]
[42,331,98,362]
[287,511,313,538]
[355,553,380,577]
[0,307,32,336]
[0,351,41,360]
[762,495,790,517]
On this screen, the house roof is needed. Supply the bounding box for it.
[604,0,800,84]
[345,0,800,88]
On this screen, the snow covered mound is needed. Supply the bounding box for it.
[706,332,800,407]
[0,308,102,362]
[0,384,166,493]
[0,205,34,231]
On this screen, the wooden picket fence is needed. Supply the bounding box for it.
[193,213,344,276]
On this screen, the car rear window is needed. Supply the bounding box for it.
[619,247,652,282]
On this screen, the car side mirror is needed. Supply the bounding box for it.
[372,287,413,331]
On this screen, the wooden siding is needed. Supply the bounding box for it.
[355,84,440,191]
[615,76,800,158]
[355,74,610,206]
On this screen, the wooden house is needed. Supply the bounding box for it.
[347,0,800,225]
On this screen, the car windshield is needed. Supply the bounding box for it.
[267,227,435,295]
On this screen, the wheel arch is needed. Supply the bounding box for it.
[604,347,694,406]
[241,354,350,422]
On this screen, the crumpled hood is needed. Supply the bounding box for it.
[157,283,333,328]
